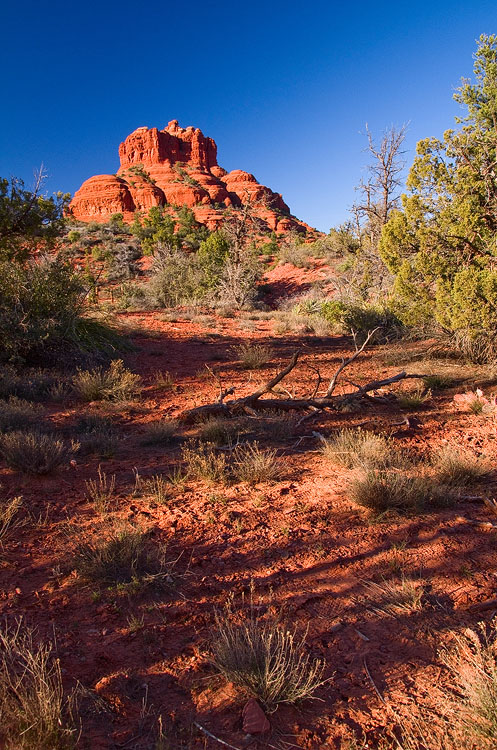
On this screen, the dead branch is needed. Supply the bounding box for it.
[326,329,379,397]
[180,339,427,423]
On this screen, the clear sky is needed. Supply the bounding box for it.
[1,1,496,232]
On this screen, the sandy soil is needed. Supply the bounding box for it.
[1,299,497,749]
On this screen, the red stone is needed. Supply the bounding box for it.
[69,121,316,235]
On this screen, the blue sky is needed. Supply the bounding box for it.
[1,1,496,232]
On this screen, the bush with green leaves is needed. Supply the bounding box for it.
[293,298,404,342]
[0,174,69,262]
[379,34,497,354]
[0,257,83,363]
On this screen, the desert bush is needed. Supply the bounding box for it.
[212,606,325,711]
[431,445,490,486]
[73,359,141,402]
[149,248,206,307]
[197,418,237,446]
[76,416,120,458]
[105,242,142,281]
[321,429,402,470]
[141,474,169,504]
[0,257,83,363]
[232,442,281,484]
[182,440,228,484]
[0,431,69,474]
[397,385,431,410]
[0,397,44,433]
[440,620,497,744]
[348,470,443,513]
[0,620,77,749]
[278,237,314,268]
[140,420,178,447]
[234,343,273,369]
[152,370,176,391]
[452,329,497,365]
[322,301,404,342]
[423,374,456,390]
[74,529,171,589]
[217,256,261,309]
[0,367,60,401]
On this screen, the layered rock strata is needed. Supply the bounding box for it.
[70,121,314,234]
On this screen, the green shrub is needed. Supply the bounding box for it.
[0,257,83,363]
[0,431,69,474]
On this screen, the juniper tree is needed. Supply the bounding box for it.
[380,34,497,338]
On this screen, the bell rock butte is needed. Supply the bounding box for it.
[70,120,315,234]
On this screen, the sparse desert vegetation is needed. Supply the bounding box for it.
[2,28,497,750]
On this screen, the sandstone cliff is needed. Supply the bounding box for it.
[70,121,315,234]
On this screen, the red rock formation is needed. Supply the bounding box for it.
[70,121,315,235]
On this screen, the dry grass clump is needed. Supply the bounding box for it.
[141,474,169,504]
[75,415,120,458]
[140,420,178,446]
[74,529,171,589]
[85,466,116,512]
[256,412,297,441]
[363,576,424,617]
[182,440,228,484]
[397,385,431,410]
[0,496,23,545]
[232,442,281,484]
[152,370,176,391]
[0,397,44,433]
[212,607,326,711]
[321,429,404,470]
[197,417,238,446]
[0,431,69,475]
[440,620,497,745]
[73,359,141,402]
[423,374,456,390]
[348,470,443,514]
[234,343,273,370]
[0,367,61,402]
[431,444,491,486]
[0,620,77,749]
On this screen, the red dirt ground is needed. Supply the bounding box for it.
[1,303,497,749]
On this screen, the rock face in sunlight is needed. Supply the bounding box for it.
[70,120,315,233]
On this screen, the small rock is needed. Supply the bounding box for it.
[242,699,270,734]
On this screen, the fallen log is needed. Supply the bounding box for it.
[180,341,427,423]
